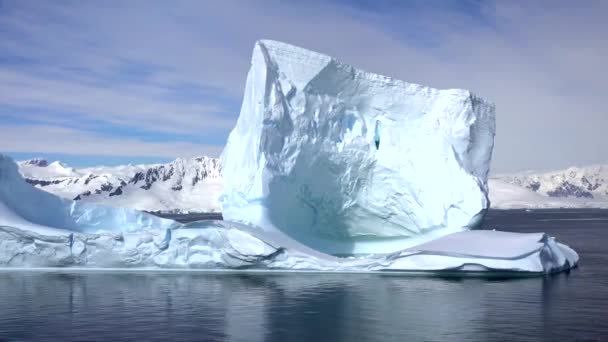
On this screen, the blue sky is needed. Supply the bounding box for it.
[0,0,606,172]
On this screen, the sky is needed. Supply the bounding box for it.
[0,0,606,173]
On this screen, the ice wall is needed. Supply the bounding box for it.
[221,40,496,254]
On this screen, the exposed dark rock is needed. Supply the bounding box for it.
[547,182,594,198]
[100,183,113,192]
[527,181,541,192]
[73,191,91,201]
[582,176,601,191]
[24,159,48,167]
[129,172,145,184]
[145,168,160,183]
[83,174,98,185]
[162,166,174,181]
[109,187,123,197]
[25,178,67,187]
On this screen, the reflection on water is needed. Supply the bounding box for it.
[0,209,607,341]
[0,269,603,342]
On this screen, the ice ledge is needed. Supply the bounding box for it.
[0,223,578,275]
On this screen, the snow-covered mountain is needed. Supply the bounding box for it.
[18,157,223,213]
[488,179,608,209]
[497,166,608,199]
[17,157,608,211]
[491,165,608,209]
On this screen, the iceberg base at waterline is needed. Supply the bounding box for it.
[0,221,578,274]
[0,154,579,274]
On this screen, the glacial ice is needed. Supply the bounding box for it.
[221,40,496,254]
[0,40,580,274]
[0,219,578,273]
[0,153,578,273]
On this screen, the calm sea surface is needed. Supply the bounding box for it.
[0,209,607,341]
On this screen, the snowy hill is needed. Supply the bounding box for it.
[17,157,608,211]
[497,166,608,199]
[18,157,223,213]
[488,179,608,209]
[491,165,608,209]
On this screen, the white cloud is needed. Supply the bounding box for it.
[0,68,236,134]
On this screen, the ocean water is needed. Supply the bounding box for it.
[0,209,607,341]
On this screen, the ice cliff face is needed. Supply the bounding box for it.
[221,40,496,254]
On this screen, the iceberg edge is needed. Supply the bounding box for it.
[0,221,578,274]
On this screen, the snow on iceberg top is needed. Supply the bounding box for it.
[221,40,496,254]
[256,39,479,97]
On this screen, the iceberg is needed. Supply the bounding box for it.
[0,40,579,274]
[0,154,577,273]
[0,155,178,235]
[221,40,495,254]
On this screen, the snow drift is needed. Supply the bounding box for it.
[221,40,495,254]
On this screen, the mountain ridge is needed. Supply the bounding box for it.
[18,157,608,211]
[18,156,222,213]
[495,165,608,200]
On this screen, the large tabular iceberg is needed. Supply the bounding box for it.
[222,40,495,254]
